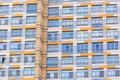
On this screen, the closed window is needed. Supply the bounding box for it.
[24,55,35,65]
[107,42,118,50]
[77,43,88,53]
[0,5,9,14]
[92,69,104,78]
[9,55,21,63]
[11,29,22,37]
[10,42,21,52]
[48,32,58,42]
[107,55,119,65]
[62,31,73,39]
[63,7,73,14]
[106,17,118,24]
[77,6,88,16]
[92,30,103,38]
[77,31,88,40]
[0,69,5,76]
[26,16,37,24]
[106,4,117,14]
[12,17,22,26]
[48,8,59,16]
[25,41,36,49]
[0,18,8,25]
[108,68,119,77]
[47,45,58,52]
[92,17,103,27]
[25,29,36,39]
[0,43,7,50]
[92,56,104,64]
[77,57,88,67]
[47,57,58,68]
[91,5,103,13]
[106,29,118,39]
[77,18,88,26]
[62,19,73,28]
[27,4,37,14]
[62,57,73,65]
[47,71,58,79]
[62,70,73,80]
[92,42,103,53]
[77,70,88,78]
[48,20,59,27]
[62,44,73,54]
[24,67,34,76]
[13,5,23,12]
[0,30,7,40]
[9,68,20,77]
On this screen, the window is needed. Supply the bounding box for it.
[77,70,88,78]
[27,4,37,14]
[9,55,21,63]
[24,67,34,76]
[106,29,118,39]
[92,30,103,38]
[24,55,35,65]
[0,30,7,40]
[0,18,8,25]
[77,31,88,40]
[77,18,88,26]
[26,16,37,24]
[47,45,58,52]
[107,42,118,50]
[106,4,117,14]
[108,68,119,77]
[77,6,88,16]
[91,5,103,13]
[12,17,23,26]
[62,19,73,28]
[0,5,9,14]
[106,17,118,24]
[62,7,73,14]
[92,42,103,53]
[62,57,73,65]
[62,44,73,54]
[11,29,22,37]
[10,42,21,52]
[48,7,59,16]
[48,20,59,27]
[92,56,104,64]
[62,31,73,39]
[47,71,58,79]
[48,32,58,42]
[92,69,104,78]
[9,68,20,77]
[25,41,36,49]
[92,17,103,27]
[0,56,6,64]
[62,70,73,80]
[47,57,58,68]
[77,43,88,53]
[0,69,5,76]
[107,55,119,65]
[13,5,23,12]
[77,57,88,67]
[0,43,7,50]
[25,29,36,39]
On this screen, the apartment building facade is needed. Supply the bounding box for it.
[47,0,120,80]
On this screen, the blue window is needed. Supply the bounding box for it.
[63,7,73,14]
[26,16,37,24]
[0,5,9,14]
[27,4,37,14]
[13,5,23,12]
[77,43,88,53]
[77,6,88,16]
[24,67,34,76]
[47,45,58,52]
[106,4,117,14]
[9,68,20,77]
[92,17,103,27]
[62,31,73,39]
[77,70,88,78]
[0,56,6,65]
[47,71,58,79]
[92,30,103,38]
[92,69,104,78]
[91,5,103,13]
[108,68,119,77]
[0,30,7,40]
[0,43,7,50]
[48,20,59,27]
[77,18,88,26]
[25,29,36,39]
[77,31,88,40]
[0,69,5,76]
[107,42,118,50]
[25,41,36,49]
[92,42,103,53]
[62,19,73,28]
[106,29,118,39]
[62,57,73,65]
[12,17,23,26]
[24,55,35,65]
[92,56,104,64]
[10,42,21,52]
[77,57,88,67]
[62,70,73,80]
[10,55,21,63]
[48,32,58,42]
[47,57,58,68]
[11,29,22,37]
[106,17,118,24]
[0,18,8,25]
[107,55,119,65]
[62,44,73,54]
[48,8,59,16]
